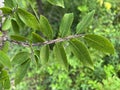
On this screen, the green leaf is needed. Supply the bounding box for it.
[32,32,45,43]
[47,0,64,8]
[0,51,11,68]
[4,0,17,8]
[12,52,30,65]
[11,19,20,34]
[2,18,11,31]
[59,13,74,37]
[53,43,68,69]
[0,7,12,14]
[1,41,10,53]
[39,15,53,39]
[40,45,49,64]
[3,77,10,89]
[76,10,95,34]
[14,13,25,28]
[84,34,115,54]
[69,39,93,69]
[17,8,40,30]
[10,35,28,42]
[15,59,30,85]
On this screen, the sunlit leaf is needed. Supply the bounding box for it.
[2,18,11,31]
[0,50,11,68]
[59,13,74,37]
[32,32,45,43]
[54,43,68,69]
[84,34,115,54]
[76,10,95,34]
[47,0,64,8]
[69,39,93,69]
[17,8,40,30]
[0,7,12,14]
[40,45,49,64]
[12,52,30,65]
[39,15,53,39]
[15,59,30,85]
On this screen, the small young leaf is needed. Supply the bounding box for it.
[17,8,40,30]
[53,43,68,69]
[15,59,30,85]
[32,32,45,43]
[10,35,28,42]
[11,19,20,34]
[40,45,49,64]
[0,7,12,14]
[12,52,30,65]
[39,15,53,39]
[76,10,95,34]
[69,39,93,69]
[2,18,11,30]
[47,0,64,8]
[0,50,11,68]
[59,13,74,37]
[84,34,115,54]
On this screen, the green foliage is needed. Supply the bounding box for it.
[0,0,118,89]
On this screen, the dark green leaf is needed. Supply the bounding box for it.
[15,59,30,85]
[69,39,93,69]
[0,7,12,14]
[40,45,49,64]
[39,15,53,39]
[47,0,64,8]
[12,52,30,65]
[59,13,74,37]
[10,35,28,42]
[32,32,45,43]
[54,43,68,69]
[2,18,11,30]
[84,34,115,54]
[0,50,11,68]
[76,10,95,34]
[17,8,40,30]
[11,19,20,34]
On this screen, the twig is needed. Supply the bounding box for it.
[6,34,84,47]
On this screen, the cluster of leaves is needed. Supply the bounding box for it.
[0,0,116,89]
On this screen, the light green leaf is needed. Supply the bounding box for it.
[15,59,30,85]
[54,43,68,69]
[39,15,53,39]
[2,18,11,31]
[10,35,28,42]
[47,0,64,8]
[4,0,16,8]
[32,32,45,43]
[0,7,12,14]
[84,34,115,54]
[76,10,95,34]
[11,19,20,34]
[69,39,93,69]
[17,8,40,30]
[0,51,11,68]
[40,45,49,64]
[1,41,10,53]
[12,52,30,65]
[59,13,74,37]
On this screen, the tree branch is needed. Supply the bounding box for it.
[8,34,84,47]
